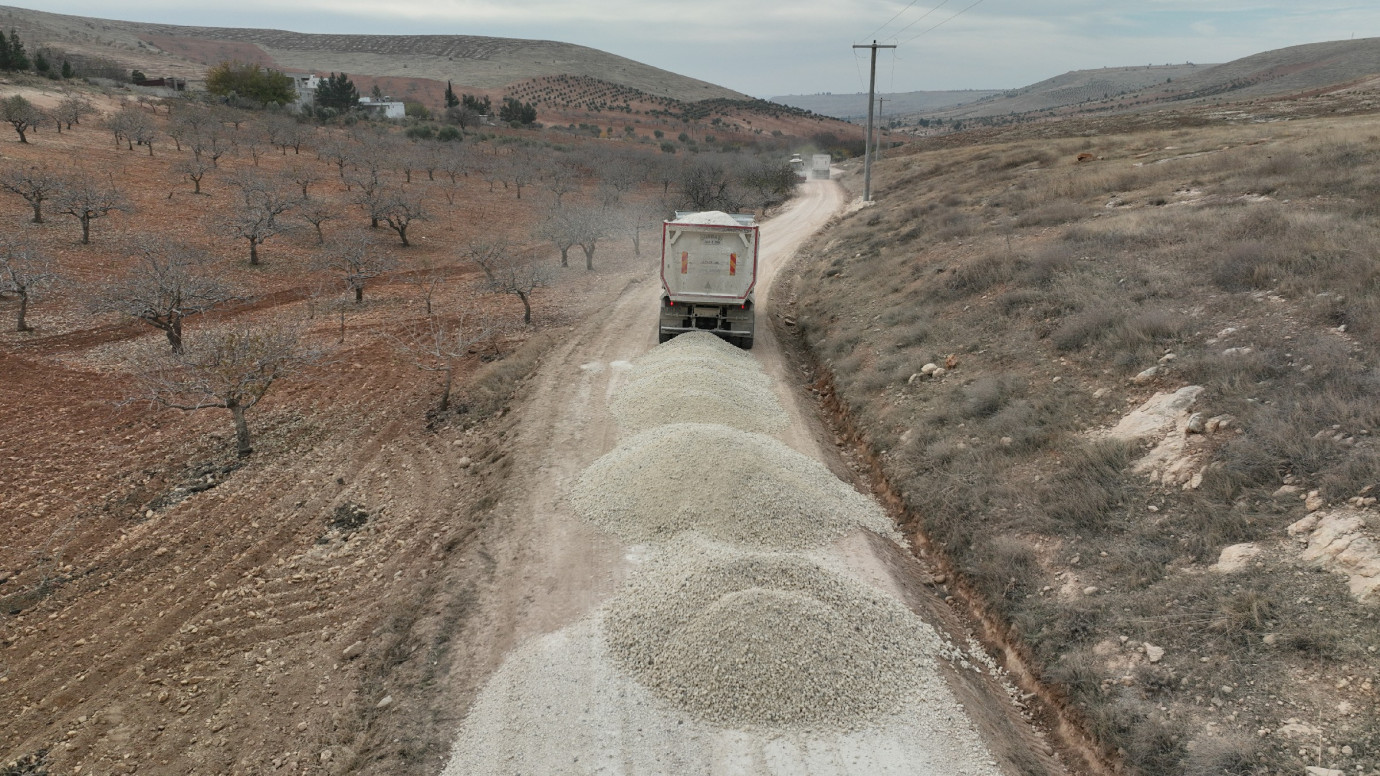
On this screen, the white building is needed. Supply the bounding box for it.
[358,97,406,119]
[286,72,319,112]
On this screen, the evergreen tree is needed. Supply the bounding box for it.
[0,30,11,71]
[61,59,74,79]
[498,96,536,125]
[461,94,491,114]
[315,72,359,113]
[444,81,459,109]
[7,29,29,71]
[34,50,48,75]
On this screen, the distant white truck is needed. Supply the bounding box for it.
[658,211,760,349]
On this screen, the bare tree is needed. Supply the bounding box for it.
[465,239,551,325]
[0,165,62,223]
[176,154,215,195]
[283,163,321,199]
[414,141,445,181]
[535,206,578,268]
[264,114,310,155]
[678,159,733,211]
[477,157,505,194]
[438,146,470,184]
[406,256,446,315]
[543,158,582,207]
[2,96,44,144]
[570,207,611,270]
[236,126,270,166]
[105,106,155,153]
[132,322,319,457]
[444,104,478,130]
[508,152,537,200]
[297,198,336,244]
[54,174,129,244]
[53,94,96,131]
[394,311,497,414]
[317,136,357,180]
[188,123,231,167]
[0,238,57,332]
[315,237,397,303]
[95,241,233,353]
[167,106,219,153]
[377,188,428,247]
[597,152,646,201]
[618,197,671,258]
[223,177,296,265]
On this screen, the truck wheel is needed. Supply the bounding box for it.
[658,328,674,344]
[737,334,754,350]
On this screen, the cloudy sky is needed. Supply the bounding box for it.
[12,1,1380,97]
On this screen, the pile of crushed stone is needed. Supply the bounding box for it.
[603,551,941,729]
[611,356,786,435]
[570,422,896,549]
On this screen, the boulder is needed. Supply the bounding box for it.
[1212,543,1261,573]
[1288,510,1380,602]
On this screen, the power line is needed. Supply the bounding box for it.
[900,0,988,46]
[888,0,954,40]
[863,0,927,41]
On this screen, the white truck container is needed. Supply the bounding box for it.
[659,211,759,349]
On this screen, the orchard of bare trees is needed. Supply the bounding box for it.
[0,78,811,463]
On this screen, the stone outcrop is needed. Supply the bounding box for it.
[1288,510,1380,602]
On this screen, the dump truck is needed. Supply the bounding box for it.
[659,211,759,349]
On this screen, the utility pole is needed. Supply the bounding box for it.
[852,40,895,202]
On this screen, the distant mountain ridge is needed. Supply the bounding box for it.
[769,90,1004,121]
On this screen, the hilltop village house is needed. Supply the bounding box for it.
[287,72,404,118]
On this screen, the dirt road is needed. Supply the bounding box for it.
[468,178,848,649]
[442,181,1063,774]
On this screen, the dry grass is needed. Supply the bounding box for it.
[792,110,1380,774]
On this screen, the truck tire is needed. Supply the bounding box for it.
[658,327,674,344]
[737,334,754,350]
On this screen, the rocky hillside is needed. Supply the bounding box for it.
[780,102,1380,775]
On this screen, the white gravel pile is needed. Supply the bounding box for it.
[603,552,941,730]
[570,423,896,549]
[442,614,1002,776]
[611,357,787,434]
[632,330,759,369]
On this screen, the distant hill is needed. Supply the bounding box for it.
[910,37,1380,124]
[0,4,748,103]
[770,90,1002,121]
[922,64,1214,120]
